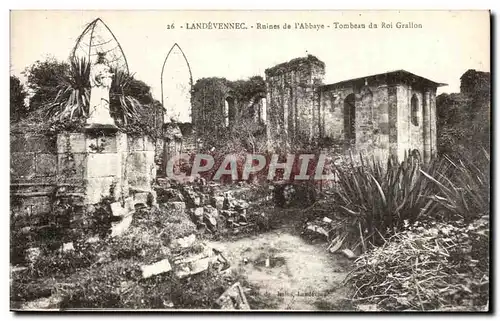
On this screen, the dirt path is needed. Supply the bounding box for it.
[209,226,354,311]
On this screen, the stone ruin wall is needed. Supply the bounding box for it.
[265,56,325,148]
[10,129,158,243]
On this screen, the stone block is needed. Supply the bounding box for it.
[86,153,119,178]
[127,151,155,191]
[111,213,133,237]
[35,153,57,177]
[116,133,128,152]
[57,133,86,153]
[12,134,57,154]
[133,192,149,207]
[212,196,225,210]
[215,282,250,310]
[204,205,219,218]
[168,201,186,212]
[97,135,118,153]
[174,256,212,279]
[110,201,127,217]
[85,177,116,204]
[57,153,86,179]
[170,234,196,250]
[11,152,35,178]
[143,136,155,151]
[31,202,51,216]
[192,207,204,218]
[128,137,144,151]
[124,197,135,211]
[62,242,74,252]
[141,259,172,279]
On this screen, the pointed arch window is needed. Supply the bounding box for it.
[411,94,419,126]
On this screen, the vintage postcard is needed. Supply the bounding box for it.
[9,10,490,311]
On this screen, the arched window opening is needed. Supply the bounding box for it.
[224,97,235,127]
[344,94,356,142]
[411,94,419,126]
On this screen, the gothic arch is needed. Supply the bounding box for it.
[71,18,129,73]
[160,43,194,109]
[161,43,193,123]
[411,94,419,126]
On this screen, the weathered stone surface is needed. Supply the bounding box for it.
[97,135,118,153]
[169,201,186,212]
[203,205,219,218]
[35,154,57,177]
[133,192,149,207]
[111,214,133,237]
[124,197,135,211]
[215,282,251,310]
[11,134,57,154]
[128,136,144,151]
[11,152,35,178]
[170,233,196,250]
[85,176,116,204]
[62,242,74,252]
[172,245,216,278]
[86,153,119,178]
[57,133,86,153]
[127,151,155,191]
[57,153,86,179]
[212,196,225,210]
[141,258,172,278]
[143,136,155,151]
[220,210,237,218]
[110,201,127,217]
[182,186,201,208]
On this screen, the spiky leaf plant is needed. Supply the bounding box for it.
[45,58,143,126]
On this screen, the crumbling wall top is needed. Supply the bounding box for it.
[265,55,325,77]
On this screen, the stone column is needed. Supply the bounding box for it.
[387,86,398,159]
[423,90,431,164]
[430,90,437,158]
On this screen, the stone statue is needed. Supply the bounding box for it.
[87,52,115,126]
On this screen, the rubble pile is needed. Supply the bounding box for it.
[155,178,262,235]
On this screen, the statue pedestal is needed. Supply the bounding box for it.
[84,123,119,135]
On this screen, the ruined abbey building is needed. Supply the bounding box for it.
[191,55,445,163]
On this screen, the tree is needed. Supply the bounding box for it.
[10,75,27,122]
[22,57,69,111]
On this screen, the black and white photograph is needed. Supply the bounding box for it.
[8,10,491,312]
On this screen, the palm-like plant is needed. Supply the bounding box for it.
[46,57,90,121]
[109,69,143,126]
[45,57,143,125]
[326,150,489,254]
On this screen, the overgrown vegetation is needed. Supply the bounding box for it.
[344,217,489,311]
[326,150,489,254]
[10,75,28,122]
[14,57,163,138]
[332,68,491,311]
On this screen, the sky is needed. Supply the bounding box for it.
[10,10,490,103]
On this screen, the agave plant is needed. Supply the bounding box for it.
[46,57,91,121]
[45,57,144,125]
[326,149,490,253]
[422,148,490,223]
[109,69,143,125]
